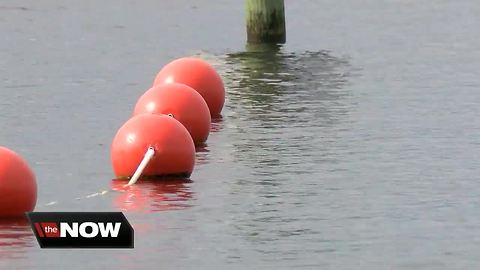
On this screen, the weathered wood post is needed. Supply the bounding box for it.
[245,0,286,44]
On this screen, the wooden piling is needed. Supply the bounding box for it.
[245,0,286,44]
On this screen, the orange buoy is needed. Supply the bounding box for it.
[0,147,37,217]
[111,114,195,179]
[153,57,225,117]
[133,83,211,145]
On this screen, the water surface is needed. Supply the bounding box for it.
[1,0,480,269]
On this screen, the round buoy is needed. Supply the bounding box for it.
[133,83,211,145]
[153,57,225,117]
[0,147,37,217]
[111,114,195,179]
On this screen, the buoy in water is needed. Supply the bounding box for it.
[0,147,37,217]
[153,57,225,117]
[111,114,195,179]
[133,83,211,145]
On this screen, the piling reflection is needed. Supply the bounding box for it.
[111,179,194,213]
[224,44,351,119]
[212,45,355,247]
[218,44,353,175]
[0,217,34,259]
[225,44,286,112]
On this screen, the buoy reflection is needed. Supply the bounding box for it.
[111,178,194,213]
[0,217,34,259]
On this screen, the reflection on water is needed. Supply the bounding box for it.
[0,217,34,259]
[111,179,194,213]
[224,44,351,122]
[195,144,210,166]
[216,44,354,177]
[210,116,224,133]
[199,44,355,252]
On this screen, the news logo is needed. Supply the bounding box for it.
[27,212,134,248]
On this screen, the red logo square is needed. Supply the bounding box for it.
[40,222,60,238]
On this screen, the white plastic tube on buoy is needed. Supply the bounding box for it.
[126,146,155,186]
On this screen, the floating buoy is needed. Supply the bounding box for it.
[133,83,211,145]
[0,147,37,217]
[153,57,225,117]
[111,114,195,179]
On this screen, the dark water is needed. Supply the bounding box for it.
[1,0,480,269]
